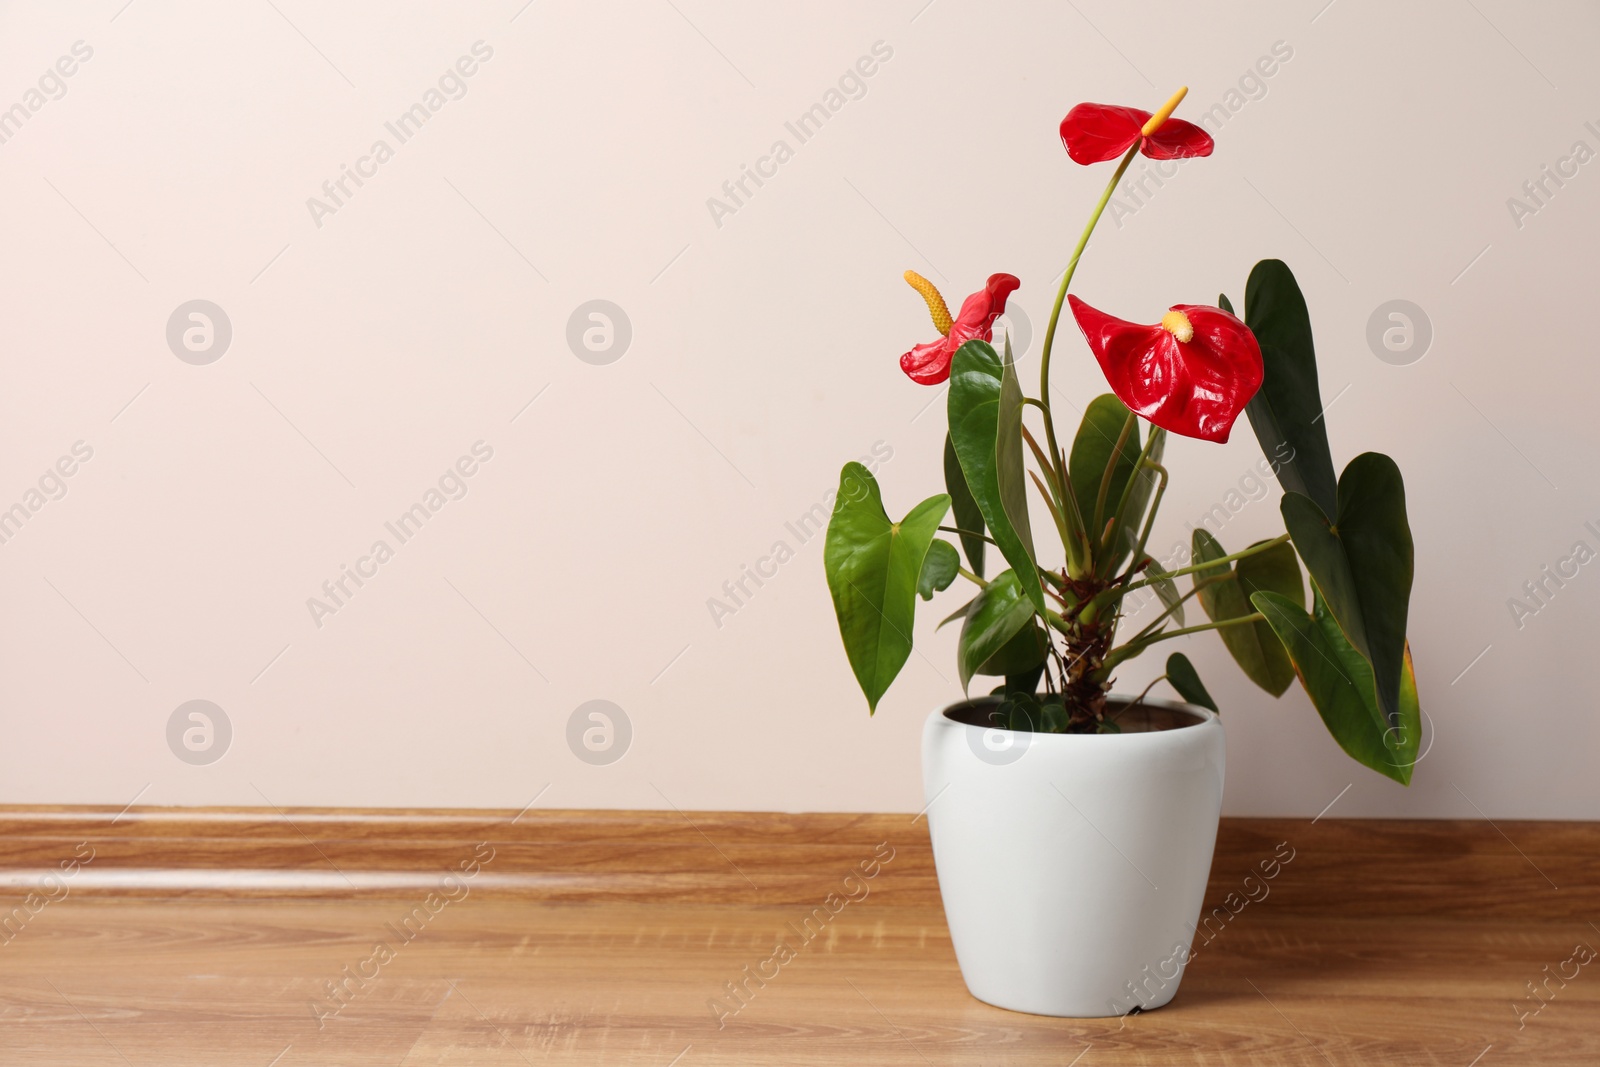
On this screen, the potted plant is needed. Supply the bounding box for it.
[822,88,1420,1018]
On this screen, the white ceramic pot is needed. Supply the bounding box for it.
[921,695,1225,1017]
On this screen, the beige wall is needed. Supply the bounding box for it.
[1,0,1595,818]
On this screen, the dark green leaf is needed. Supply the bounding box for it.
[1039,697,1069,733]
[943,435,986,578]
[1001,691,1041,731]
[918,540,961,601]
[1192,530,1301,696]
[1242,259,1339,518]
[1004,660,1046,699]
[1069,394,1139,544]
[1252,590,1420,785]
[1105,427,1165,573]
[1280,452,1414,730]
[1218,292,1234,315]
[997,337,1043,610]
[948,341,1044,616]
[1165,652,1217,712]
[980,621,1048,678]
[1237,539,1306,611]
[956,569,1041,692]
[822,463,949,712]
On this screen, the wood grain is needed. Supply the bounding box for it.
[0,902,1595,1064]
[0,806,1593,917]
[0,807,1595,1064]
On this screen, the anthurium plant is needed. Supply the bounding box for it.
[823,88,1421,784]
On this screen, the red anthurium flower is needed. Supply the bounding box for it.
[1067,296,1262,444]
[1059,102,1214,165]
[900,271,1021,386]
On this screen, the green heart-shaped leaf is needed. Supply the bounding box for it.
[823,463,949,712]
[1193,530,1303,696]
[917,539,961,601]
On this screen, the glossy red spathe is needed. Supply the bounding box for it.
[1059,103,1214,165]
[901,274,1021,386]
[1067,296,1263,443]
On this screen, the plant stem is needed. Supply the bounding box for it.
[956,567,987,588]
[1111,673,1169,723]
[1117,534,1293,596]
[1097,610,1260,680]
[1036,143,1142,491]
[1030,471,1075,569]
[1019,425,1063,504]
[1042,606,1077,635]
[1093,411,1137,538]
[1098,452,1170,652]
[1113,612,1265,655]
[939,525,1000,549]
[1127,574,1226,644]
[1126,460,1169,573]
[1097,424,1162,579]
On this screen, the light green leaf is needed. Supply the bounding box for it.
[822,463,949,712]
[956,569,1041,692]
[918,540,961,601]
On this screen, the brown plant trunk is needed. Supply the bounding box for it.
[1054,574,1116,732]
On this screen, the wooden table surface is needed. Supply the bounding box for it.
[2,897,1595,1066]
[1,809,1596,1064]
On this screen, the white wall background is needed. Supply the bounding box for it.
[1,0,1595,819]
